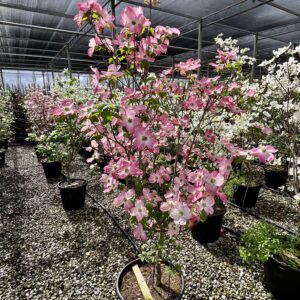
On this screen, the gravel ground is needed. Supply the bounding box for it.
[1,146,299,299]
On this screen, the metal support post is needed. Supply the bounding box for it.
[42,71,46,90]
[172,56,175,80]
[197,20,203,79]
[66,46,72,78]
[0,69,5,91]
[111,0,116,39]
[251,33,258,81]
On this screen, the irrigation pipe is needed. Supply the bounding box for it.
[227,201,297,235]
[86,192,141,255]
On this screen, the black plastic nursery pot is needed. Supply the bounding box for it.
[264,166,288,189]
[0,138,9,150]
[0,150,6,166]
[190,204,226,244]
[42,161,62,178]
[116,258,185,300]
[58,179,87,211]
[264,256,300,299]
[232,184,262,208]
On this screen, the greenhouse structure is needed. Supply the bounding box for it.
[0,0,299,299]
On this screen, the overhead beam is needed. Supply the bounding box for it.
[0,52,103,64]
[0,1,74,19]
[0,20,95,37]
[0,66,92,73]
[251,33,258,81]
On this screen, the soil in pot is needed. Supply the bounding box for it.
[41,161,62,178]
[264,165,288,189]
[118,260,183,300]
[58,179,87,211]
[232,184,262,208]
[0,150,6,166]
[190,203,226,244]
[264,256,300,299]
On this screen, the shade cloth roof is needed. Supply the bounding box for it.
[0,0,299,75]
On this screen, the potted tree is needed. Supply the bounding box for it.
[223,143,277,208]
[29,132,63,178]
[264,158,289,190]
[252,44,300,195]
[10,90,29,143]
[74,1,277,297]
[52,99,87,211]
[240,222,300,299]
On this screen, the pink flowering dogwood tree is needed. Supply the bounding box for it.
[24,89,57,136]
[74,0,276,281]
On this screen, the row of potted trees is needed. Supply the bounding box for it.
[0,90,14,165]
[24,75,92,210]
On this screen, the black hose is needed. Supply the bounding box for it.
[227,201,297,235]
[263,185,294,199]
[86,192,141,255]
[222,225,242,237]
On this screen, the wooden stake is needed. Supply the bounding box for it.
[132,264,154,300]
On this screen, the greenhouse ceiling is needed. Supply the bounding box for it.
[0,0,299,75]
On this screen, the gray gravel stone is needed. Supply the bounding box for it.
[1,146,297,299]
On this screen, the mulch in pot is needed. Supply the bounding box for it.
[120,263,182,300]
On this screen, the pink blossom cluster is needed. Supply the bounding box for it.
[24,90,57,134]
[74,0,115,32]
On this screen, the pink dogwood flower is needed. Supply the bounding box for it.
[133,126,156,151]
[99,64,123,79]
[175,58,200,75]
[100,174,119,193]
[170,202,191,226]
[113,189,135,207]
[120,6,151,34]
[133,223,147,241]
[249,145,277,163]
[131,200,149,221]
[116,159,143,179]
[120,108,141,133]
[204,171,224,192]
[198,196,215,215]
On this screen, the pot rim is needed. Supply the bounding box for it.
[58,178,87,190]
[264,165,288,172]
[190,203,226,229]
[41,160,61,164]
[234,183,263,189]
[115,257,185,300]
[268,255,300,273]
